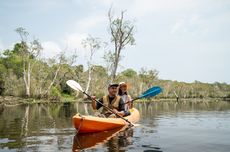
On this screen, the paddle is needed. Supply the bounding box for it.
[66,80,134,126]
[124,86,162,105]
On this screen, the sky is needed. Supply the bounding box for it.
[0,0,229,83]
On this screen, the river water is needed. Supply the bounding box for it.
[0,101,230,152]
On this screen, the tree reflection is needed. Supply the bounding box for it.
[0,101,230,151]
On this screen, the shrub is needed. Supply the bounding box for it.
[49,86,61,100]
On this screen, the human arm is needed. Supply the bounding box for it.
[91,96,97,110]
[91,97,103,110]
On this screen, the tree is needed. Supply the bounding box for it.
[108,8,135,81]
[15,27,42,97]
[120,68,137,78]
[139,68,158,94]
[82,35,101,94]
[0,63,6,95]
[91,65,108,96]
[42,52,66,97]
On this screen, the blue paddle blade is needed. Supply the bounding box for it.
[142,86,161,95]
[139,86,162,99]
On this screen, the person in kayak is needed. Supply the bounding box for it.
[91,83,130,118]
[118,82,133,111]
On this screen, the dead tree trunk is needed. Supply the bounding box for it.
[85,62,92,94]
[43,65,61,97]
[108,8,135,81]
[82,35,101,94]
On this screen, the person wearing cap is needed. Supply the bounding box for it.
[91,83,130,118]
[118,82,133,111]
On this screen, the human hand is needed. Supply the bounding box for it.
[91,96,96,100]
[112,108,119,114]
[116,111,125,117]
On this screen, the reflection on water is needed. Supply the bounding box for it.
[0,101,230,152]
[72,126,131,151]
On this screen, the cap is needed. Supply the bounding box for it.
[108,83,119,88]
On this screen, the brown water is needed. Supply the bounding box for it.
[0,101,230,152]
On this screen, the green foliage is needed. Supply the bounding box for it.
[0,63,7,79]
[2,70,24,96]
[0,28,229,100]
[1,41,230,100]
[92,65,107,77]
[120,68,137,78]
[49,86,61,100]
[0,80,4,95]
[1,44,24,78]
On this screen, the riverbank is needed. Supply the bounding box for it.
[0,95,76,106]
[0,95,228,106]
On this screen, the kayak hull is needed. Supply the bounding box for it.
[72,108,140,133]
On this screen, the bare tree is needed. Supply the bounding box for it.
[108,8,135,81]
[33,49,77,99]
[43,52,66,97]
[15,27,42,97]
[82,35,101,94]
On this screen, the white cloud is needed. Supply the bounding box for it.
[63,33,87,51]
[62,32,96,60]
[41,41,62,58]
[170,18,186,34]
[170,15,199,34]
[61,14,106,59]
[63,14,107,56]
[170,14,210,39]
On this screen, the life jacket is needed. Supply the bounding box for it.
[101,95,121,116]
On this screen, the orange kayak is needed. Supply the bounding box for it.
[72,108,140,133]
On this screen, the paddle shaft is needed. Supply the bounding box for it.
[82,91,134,126]
[123,87,162,105]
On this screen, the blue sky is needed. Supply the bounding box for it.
[0,0,229,83]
